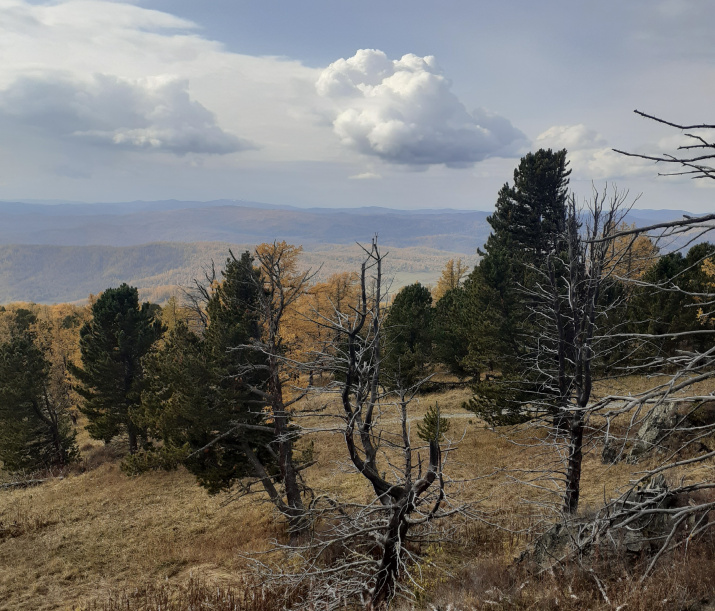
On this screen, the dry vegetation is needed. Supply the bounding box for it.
[1,383,714,610]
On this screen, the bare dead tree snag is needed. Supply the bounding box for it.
[511,186,635,515]
[248,239,462,610]
[514,117,715,574]
[330,239,444,607]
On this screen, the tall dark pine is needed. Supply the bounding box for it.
[464,149,570,424]
[73,284,163,453]
[432,286,474,379]
[482,148,570,265]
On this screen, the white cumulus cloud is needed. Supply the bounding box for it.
[317,49,527,167]
[0,73,251,155]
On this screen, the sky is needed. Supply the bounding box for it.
[1,0,714,211]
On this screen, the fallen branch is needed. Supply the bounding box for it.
[0,478,50,490]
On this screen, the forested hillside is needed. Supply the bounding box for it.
[0,242,479,304]
[0,200,701,304]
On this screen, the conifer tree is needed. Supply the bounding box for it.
[462,149,571,424]
[628,241,715,357]
[72,284,163,453]
[0,334,77,472]
[432,286,474,379]
[139,248,312,537]
[137,252,275,493]
[382,283,434,389]
[417,403,450,443]
[483,148,570,265]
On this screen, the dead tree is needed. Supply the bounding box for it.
[583,212,715,573]
[325,239,451,607]
[249,239,459,610]
[513,186,636,515]
[559,117,715,574]
[520,123,715,574]
[614,110,715,181]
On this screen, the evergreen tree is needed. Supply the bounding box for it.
[0,334,77,472]
[462,149,571,424]
[482,148,570,265]
[416,403,450,443]
[432,286,473,379]
[72,284,164,453]
[382,283,434,389]
[629,242,715,358]
[136,252,276,493]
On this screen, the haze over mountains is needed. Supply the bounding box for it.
[0,200,491,252]
[0,200,700,304]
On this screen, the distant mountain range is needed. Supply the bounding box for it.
[0,200,703,304]
[0,199,491,253]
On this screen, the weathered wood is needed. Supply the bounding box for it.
[0,479,49,490]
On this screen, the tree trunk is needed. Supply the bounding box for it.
[33,395,66,466]
[127,422,138,454]
[240,438,284,507]
[271,362,306,538]
[371,499,410,609]
[563,416,584,514]
[50,422,66,467]
[275,413,306,538]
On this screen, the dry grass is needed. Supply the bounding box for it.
[0,461,281,610]
[419,548,715,610]
[0,384,712,610]
[81,575,305,611]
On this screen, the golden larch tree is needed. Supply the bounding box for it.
[432,258,469,302]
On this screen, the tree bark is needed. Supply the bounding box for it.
[270,359,306,538]
[371,499,410,609]
[563,416,584,514]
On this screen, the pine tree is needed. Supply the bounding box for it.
[482,148,570,265]
[72,284,164,453]
[0,334,77,472]
[463,149,571,424]
[629,242,715,357]
[432,286,473,379]
[382,283,434,389]
[136,252,275,493]
[416,403,450,443]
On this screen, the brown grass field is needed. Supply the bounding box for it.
[1,380,714,610]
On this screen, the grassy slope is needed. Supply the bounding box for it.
[0,380,711,610]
